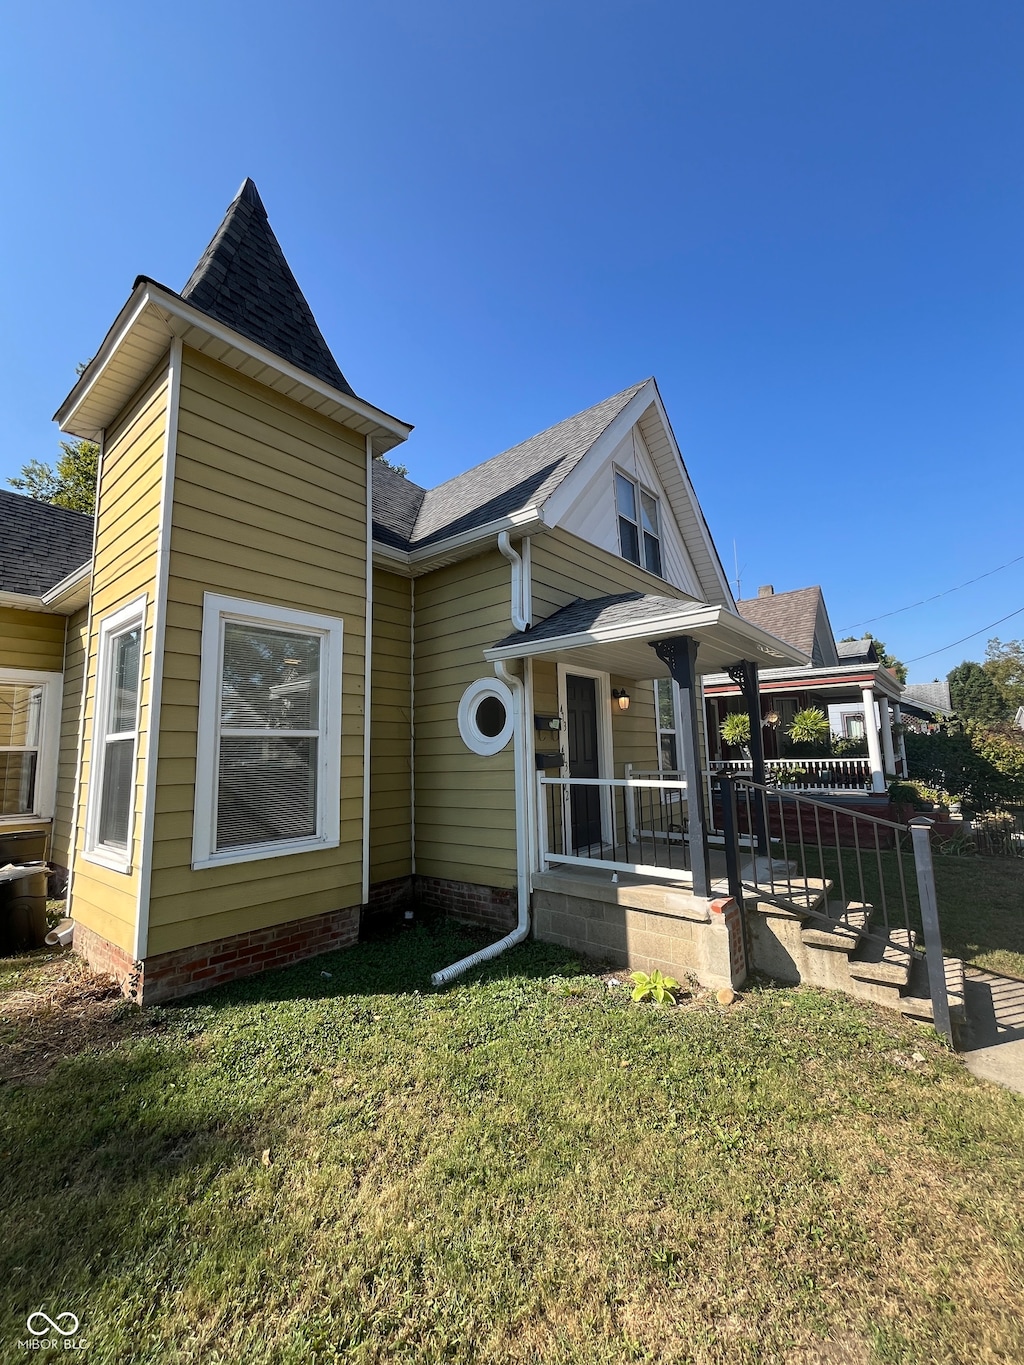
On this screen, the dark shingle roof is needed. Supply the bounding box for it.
[901,681,952,714]
[736,587,825,661]
[372,462,426,550]
[836,637,877,662]
[410,382,646,548]
[491,592,699,650]
[180,178,355,397]
[0,489,94,596]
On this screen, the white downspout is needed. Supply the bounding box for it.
[430,534,532,987]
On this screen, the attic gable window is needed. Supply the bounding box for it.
[615,471,663,577]
[192,595,343,870]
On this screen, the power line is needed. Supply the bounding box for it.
[906,604,1024,664]
[837,552,1024,632]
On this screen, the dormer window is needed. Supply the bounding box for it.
[615,472,663,577]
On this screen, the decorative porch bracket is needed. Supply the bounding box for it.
[651,635,711,898]
[725,659,768,856]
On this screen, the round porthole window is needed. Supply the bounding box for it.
[458,678,515,756]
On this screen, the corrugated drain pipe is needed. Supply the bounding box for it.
[430,535,532,986]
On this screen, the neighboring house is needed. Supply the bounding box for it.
[1,179,803,1002]
[899,680,954,732]
[702,585,907,794]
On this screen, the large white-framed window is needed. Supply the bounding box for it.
[0,667,63,822]
[84,595,146,871]
[615,470,663,577]
[192,594,344,871]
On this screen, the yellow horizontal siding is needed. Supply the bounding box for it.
[413,550,516,890]
[51,607,88,867]
[531,528,695,623]
[70,361,169,956]
[0,607,66,672]
[146,348,370,956]
[369,570,412,884]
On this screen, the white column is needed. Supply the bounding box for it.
[894,704,908,775]
[863,687,886,793]
[880,698,896,777]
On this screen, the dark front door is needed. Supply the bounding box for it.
[566,674,602,850]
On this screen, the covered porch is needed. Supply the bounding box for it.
[484,590,806,900]
[703,662,908,795]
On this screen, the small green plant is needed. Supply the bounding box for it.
[629,969,680,1004]
[772,765,807,787]
[720,711,751,749]
[787,707,831,748]
[936,830,978,857]
[832,733,868,758]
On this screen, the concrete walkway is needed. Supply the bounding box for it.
[960,968,1024,1095]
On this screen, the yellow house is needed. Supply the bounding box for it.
[2,180,803,1001]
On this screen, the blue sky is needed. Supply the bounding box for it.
[2,1,1021,682]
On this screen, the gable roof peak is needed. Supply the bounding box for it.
[180,179,355,397]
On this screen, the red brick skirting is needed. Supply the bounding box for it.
[74,904,360,1005]
[416,876,517,932]
[366,876,414,916]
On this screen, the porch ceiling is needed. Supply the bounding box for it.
[483,592,807,680]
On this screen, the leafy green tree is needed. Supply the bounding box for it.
[840,635,907,683]
[948,660,1008,725]
[9,440,98,513]
[904,725,1023,813]
[984,637,1024,713]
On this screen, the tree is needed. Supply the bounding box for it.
[9,439,98,513]
[947,660,1008,725]
[984,637,1024,713]
[840,634,907,683]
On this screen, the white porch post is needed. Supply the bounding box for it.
[862,686,886,793]
[880,698,896,777]
[894,704,908,775]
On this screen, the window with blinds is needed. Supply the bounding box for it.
[192,596,344,869]
[0,682,43,816]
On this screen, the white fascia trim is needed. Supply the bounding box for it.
[191,593,344,870]
[405,508,547,569]
[82,593,149,875]
[151,288,411,444]
[362,435,373,904]
[0,666,64,821]
[54,285,154,430]
[484,605,724,662]
[41,561,93,611]
[134,338,181,961]
[0,591,47,611]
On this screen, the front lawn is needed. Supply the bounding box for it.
[1,924,1023,1364]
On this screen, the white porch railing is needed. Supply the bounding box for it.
[537,774,691,879]
[708,757,873,791]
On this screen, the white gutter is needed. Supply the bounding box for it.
[431,656,531,986]
[0,591,46,611]
[431,533,534,986]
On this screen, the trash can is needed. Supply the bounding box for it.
[1,868,49,951]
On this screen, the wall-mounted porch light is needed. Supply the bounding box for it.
[612,689,631,712]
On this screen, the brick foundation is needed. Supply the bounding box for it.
[73,903,360,1005]
[365,876,415,917]
[416,875,517,933]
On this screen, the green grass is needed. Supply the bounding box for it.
[2,922,1024,1364]
[788,842,1024,979]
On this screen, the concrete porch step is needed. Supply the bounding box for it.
[899,953,967,1024]
[849,928,917,988]
[750,878,833,918]
[801,902,873,951]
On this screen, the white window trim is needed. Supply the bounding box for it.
[457,677,515,757]
[192,593,344,871]
[614,467,663,577]
[83,594,147,873]
[0,666,64,824]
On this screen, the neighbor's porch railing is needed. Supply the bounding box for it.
[537,774,691,879]
[708,756,874,791]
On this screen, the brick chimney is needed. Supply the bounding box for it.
[757,585,774,597]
